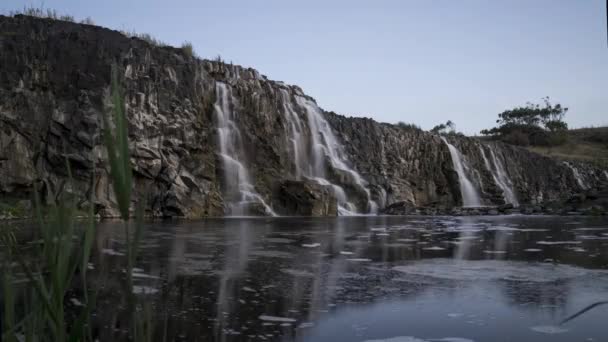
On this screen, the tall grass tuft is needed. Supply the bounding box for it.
[181,41,196,59]
[103,66,132,221]
[0,64,149,341]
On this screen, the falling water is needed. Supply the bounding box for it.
[214,82,276,216]
[479,144,519,206]
[288,95,378,214]
[441,137,482,207]
[563,162,588,190]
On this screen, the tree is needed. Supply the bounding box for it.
[481,97,568,146]
[431,120,456,134]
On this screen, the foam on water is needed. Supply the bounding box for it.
[364,337,474,342]
[393,259,605,282]
[258,315,296,323]
[530,325,569,334]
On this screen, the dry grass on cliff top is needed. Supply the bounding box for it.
[526,126,608,168]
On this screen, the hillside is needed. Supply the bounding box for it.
[525,127,608,168]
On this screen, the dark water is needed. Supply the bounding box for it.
[52,216,608,341]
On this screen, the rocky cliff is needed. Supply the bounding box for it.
[1,15,606,218]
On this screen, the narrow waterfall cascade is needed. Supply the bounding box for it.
[564,162,589,190]
[479,144,519,206]
[279,89,308,179]
[214,82,276,216]
[604,170,608,180]
[277,94,378,214]
[440,137,482,207]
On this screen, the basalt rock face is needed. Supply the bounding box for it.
[272,180,338,216]
[1,16,606,218]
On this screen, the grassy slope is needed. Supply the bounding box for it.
[525,127,608,168]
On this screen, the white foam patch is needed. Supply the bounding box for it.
[536,241,581,245]
[423,247,446,251]
[101,248,125,256]
[363,337,427,342]
[131,272,160,279]
[530,325,569,334]
[397,239,419,243]
[573,227,607,231]
[258,315,296,323]
[393,259,605,282]
[302,243,321,248]
[340,251,354,255]
[486,227,519,231]
[364,337,474,342]
[524,248,542,252]
[347,258,372,262]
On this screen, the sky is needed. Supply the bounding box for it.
[2,0,607,135]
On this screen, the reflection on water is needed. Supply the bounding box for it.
[66,216,608,340]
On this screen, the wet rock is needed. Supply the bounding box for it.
[381,201,418,215]
[272,180,337,216]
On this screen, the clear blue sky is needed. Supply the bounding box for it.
[2,0,607,134]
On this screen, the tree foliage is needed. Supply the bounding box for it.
[431,120,456,135]
[481,97,569,146]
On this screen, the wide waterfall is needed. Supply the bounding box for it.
[214,82,276,216]
[441,137,482,207]
[479,144,519,206]
[279,90,378,214]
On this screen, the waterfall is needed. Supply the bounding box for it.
[563,162,588,190]
[283,95,377,214]
[479,144,519,206]
[440,137,482,207]
[214,82,276,216]
[279,89,308,179]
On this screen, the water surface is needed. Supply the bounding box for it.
[58,216,608,340]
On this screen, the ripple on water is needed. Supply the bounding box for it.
[393,259,607,282]
[363,337,474,342]
[530,325,569,334]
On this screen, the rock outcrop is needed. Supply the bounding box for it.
[1,15,606,218]
[272,180,338,216]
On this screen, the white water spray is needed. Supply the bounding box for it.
[291,95,378,214]
[563,162,588,190]
[479,144,519,206]
[214,82,276,216]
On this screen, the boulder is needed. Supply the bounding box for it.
[273,180,337,216]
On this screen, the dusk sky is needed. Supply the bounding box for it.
[3,0,607,134]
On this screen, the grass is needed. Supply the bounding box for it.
[120,30,168,47]
[181,41,196,59]
[1,64,151,341]
[8,6,75,22]
[6,6,205,59]
[525,126,608,168]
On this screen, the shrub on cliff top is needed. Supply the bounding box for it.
[481,97,569,147]
[181,41,197,59]
[396,121,421,131]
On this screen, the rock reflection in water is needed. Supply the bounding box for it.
[83,216,608,341]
